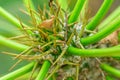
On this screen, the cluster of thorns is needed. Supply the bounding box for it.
[4,0,119,79]
[3,0,84,79]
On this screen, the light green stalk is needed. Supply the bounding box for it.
[101,63,120,78]
[86,0,113,30]
[81,15,120,45]
[98,6,120,30]
[68,0,86,23]
[0,7,26,29]
[0,35,28,51]
[35,60,51,80]
[0,62,34,80]
[67,46,120,57]
[0,7,32,34]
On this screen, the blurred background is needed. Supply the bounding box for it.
[0,0,120,76]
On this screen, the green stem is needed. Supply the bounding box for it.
[80,0,89,20]
[86,0,113,30]
[0,7,32,34]
[68,0,86,23]
[46,65,60,80]
[0,7,25,28]
[79,0,89,38]
[80,15,120,45]
[35,60,51,80]
[101,63,120,78]
[67,46,120,57]
[0,35,29,51]
[0,62,34,80]
[98,6,120,30]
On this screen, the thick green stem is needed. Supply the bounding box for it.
[98,6,120,30]
[35,60,51,80]
[0,62,34,80]
[101,63,120,78]
[0,7,25,28]
[0,7,32,34]
[0,7,21,28]
[0,35,29,51]
[86,0,113,30]
[81,15,120,45]
[67,46,120,57]
[68,0,86,23]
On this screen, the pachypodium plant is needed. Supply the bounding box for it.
[0,0,120,80]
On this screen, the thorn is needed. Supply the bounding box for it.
[9,59,22,71]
